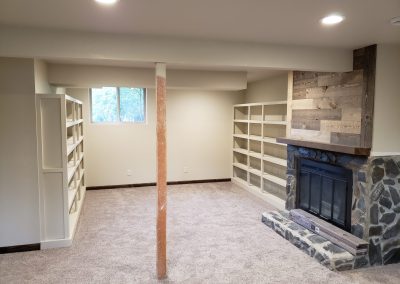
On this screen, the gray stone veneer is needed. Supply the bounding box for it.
[262,211,362,271]
[286,145,400,267]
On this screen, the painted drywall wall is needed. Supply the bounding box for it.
[68,88,244,186]
[246,73,288,103]
[371,44,400,155]
[0,27,353,72]
[34,59,52,94]
[48,64,247,90]
[0,58,40,247]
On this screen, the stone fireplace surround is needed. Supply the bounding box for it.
[285,145,400,267]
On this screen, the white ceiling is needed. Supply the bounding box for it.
[0,0,399,49]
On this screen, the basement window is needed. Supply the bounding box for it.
[90,87,146,123]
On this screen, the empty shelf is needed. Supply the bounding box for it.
[263,172,287,187]
[263,154,287,167]
[248,167,262,176]
[233,148,248,155]
[233,134,248,139]
[263,136,287,146]
[263,120,287,125]
[233,162,248,171]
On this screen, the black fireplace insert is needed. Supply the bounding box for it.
[296,158,353,232]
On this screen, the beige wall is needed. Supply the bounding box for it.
[34,59,52,93]
[48,64,247,90]
[0,58,40,247]
[68,88,244,186]
[372,44,400,155]
[246,73,288,103]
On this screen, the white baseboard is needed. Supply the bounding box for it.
[40,238,72,250]
[232,177,285,211]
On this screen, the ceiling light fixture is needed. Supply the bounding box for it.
[390,16,400,26]
[321,14,344,25]
[95,0,118,5]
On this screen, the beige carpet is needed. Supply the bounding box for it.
[1,182,400,283]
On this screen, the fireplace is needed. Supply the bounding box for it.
[297,158,353,232]
[280,144,400,267]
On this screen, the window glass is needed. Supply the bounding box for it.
[90,87,146,123]
[119,87,146,122]
[91,87,118,123]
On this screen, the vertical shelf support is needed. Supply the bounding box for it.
[156,62,167,280]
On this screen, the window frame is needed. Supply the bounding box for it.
[89,87,147,125]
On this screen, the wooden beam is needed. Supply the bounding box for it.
[156,62,167,279]
[353,45,377,148]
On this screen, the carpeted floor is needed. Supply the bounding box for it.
[1,182,400,283]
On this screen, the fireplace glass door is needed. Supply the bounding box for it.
[297,158,353,231]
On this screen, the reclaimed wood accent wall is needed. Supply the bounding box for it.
[288,45,376,147]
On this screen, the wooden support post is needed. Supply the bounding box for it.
[156,62,167,279]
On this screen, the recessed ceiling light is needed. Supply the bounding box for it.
[95,0,118,5]
[390,16,400,26]
[321,14,344,25]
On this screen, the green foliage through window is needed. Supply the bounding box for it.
[91,87,146,123]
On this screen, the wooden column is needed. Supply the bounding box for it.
[156,62,167,279]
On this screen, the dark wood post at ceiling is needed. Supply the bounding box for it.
[155,62,167,279]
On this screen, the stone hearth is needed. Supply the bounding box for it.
[262,211,363,271]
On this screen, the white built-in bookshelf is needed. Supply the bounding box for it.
[232,101,287,209]
[36,94,85,249]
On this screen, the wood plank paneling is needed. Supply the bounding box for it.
[306,84,362,99]
[291,99,314,110]
[317,70,363,86]
[289,46,375,149]
[354,45,376,148]
[293,71,318,81]
[331,132,361,146]
[321,120,361,134]
[292,109,342,121]
[292,88,307,100]
[293,76,318,90]
[292,96,362,110]
[292,119,321,130]
[290,129,330,143]
[342,108,362,121]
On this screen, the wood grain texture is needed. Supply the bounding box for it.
[291,119,321,131]
[317,70,363,86]
[293,71,318,81]
[321,120,361,134]
[290,129,330,143]
[290,50,374,150]
[293,76,318,91]
[292,109,342,121]
[292,95,362,110]
[331,133,361,146]
[292,88,307,100]
[306,84,362,99]
[341,108,362,121]
[353,45,376,148]
[156,63,167,280]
